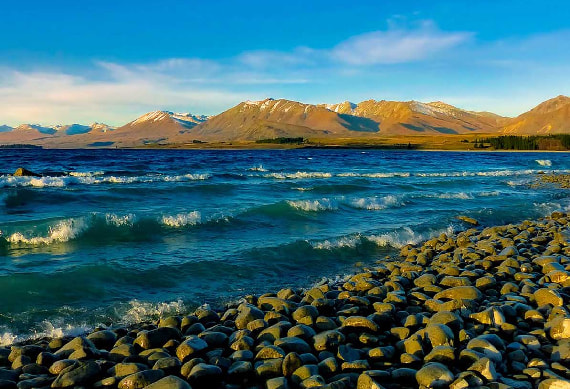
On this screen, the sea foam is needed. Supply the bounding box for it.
[349,195,401,210]
[6,218,89,245]
[536,159,552,167]
[286,199,337,212]
[161,211,202,227]
[265,172,332,180]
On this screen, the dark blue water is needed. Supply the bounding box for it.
[0,149,569,344]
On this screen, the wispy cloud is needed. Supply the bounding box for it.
[331,21,472,65]
[0,68,252,126]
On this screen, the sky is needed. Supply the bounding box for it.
[1,0,569,126]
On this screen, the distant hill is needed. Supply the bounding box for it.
[502,95,570,135]
[75,111,209,147]
[190,98,504,141]
[0,95,568,147]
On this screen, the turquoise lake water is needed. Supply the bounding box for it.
[0,149,569,344]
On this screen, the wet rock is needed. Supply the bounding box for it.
[341,316,379,332]
[534,288,564,307]
[538,378,570,389]
[227,360,252,379]
[434,286,483,301]
[416,362,454,389]
[546,317,570,340]
[13,168,41,177]
[267,377,290,389]
[292,365,319,385]
[357,371,386,389]
[51,360,101,388]
[134,327,181,350]
[255,358,283,379]
[176,336,208,362]
[107,362,148,377]
[152,357,181,375]
[313,330,345,352]
[424,324,454,347]
[282,352,303,377]
[468,357,497,381]
[15,377,54,389]
[424,346,456,364]
[274,337,311,354]
[118,369,165,389]
[87,330,117,350]
[143,375,191,389]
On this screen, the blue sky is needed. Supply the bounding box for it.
[1,0,569,125]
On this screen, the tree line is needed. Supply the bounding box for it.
[473,135,570,150]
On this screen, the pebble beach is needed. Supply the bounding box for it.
[3,209,570,389]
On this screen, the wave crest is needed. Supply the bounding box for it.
[265,172,332,180]
[286,199,337,212]
[161,211,202,227]
[536,159,552,167]
[6,218,89,245]
[349,195,401,210]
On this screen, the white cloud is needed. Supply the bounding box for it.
[0,67,252,126]
[331,24,472,65]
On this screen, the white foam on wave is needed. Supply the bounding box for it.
[0,176,67,188]
[312,235,362,250]
[163,173,211,182]
[479,191,501,197]
[265,172,332,180]
[106,213,137,227]
[161,211,202,227]
[0,299,188,346]
[310,225,455,251]
[0,321,91,347]
[294,187,314,191]
[533,201,563,217]
[349,195,401,210]
[286,199,337,212]
[248,165,267,172]
[68,171,104,177]
[415,169,539,177]
[6,218,89,245]
[0,173,211,188]
[368,225,455,249]
[420,192,474,200]
[337,172,410,178]
[121,299,187,325]
[536,159,552,167]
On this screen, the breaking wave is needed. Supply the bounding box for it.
[0,299,188,347]
[2,211,209,247]
[161,211,202,227]
[248,165,267,172]
[0,173,211,188]
[286,199,338,212]
[310,225,456,251]
[348,195,401,210]
[264,172,333,179]
[536,159,552,167]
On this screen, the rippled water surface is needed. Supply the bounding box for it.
[0,149,569,343]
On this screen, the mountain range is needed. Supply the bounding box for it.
[0,95,568,147]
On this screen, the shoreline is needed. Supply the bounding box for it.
[2,212,570,388]
[5,144,570,153]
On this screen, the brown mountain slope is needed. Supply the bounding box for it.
[189,99,380,141]
[192,98,505,141]
[55,111,208,147]
[0,126,52,143]
[326,100,503,134]
[502,95,570,134]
